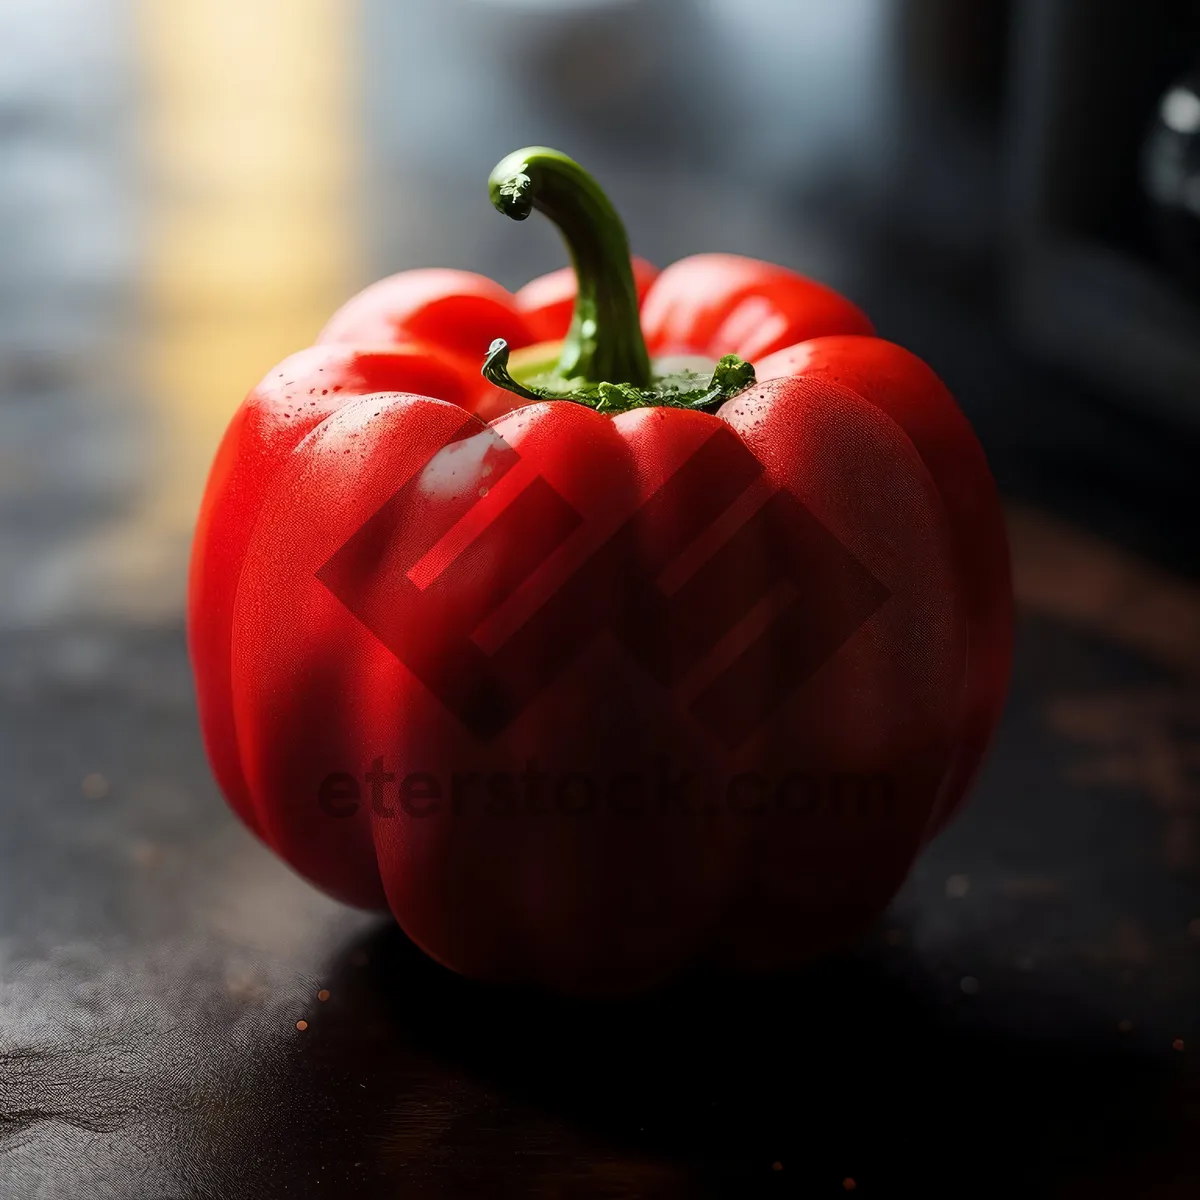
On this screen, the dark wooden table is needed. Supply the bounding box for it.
[2,485,1200,1198]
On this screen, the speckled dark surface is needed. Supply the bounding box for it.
[2,600,1200,1198]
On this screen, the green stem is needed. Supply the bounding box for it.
[483,340,756,417]
[482,339,544,403]
[489,147,652,388]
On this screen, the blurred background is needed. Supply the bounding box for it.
[3,0,1198,631]
[3,1,1200,1195]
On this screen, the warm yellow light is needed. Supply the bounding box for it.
[107,0,358,617]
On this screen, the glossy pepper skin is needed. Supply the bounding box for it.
[189,148,1011,995]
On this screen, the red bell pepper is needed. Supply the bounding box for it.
[189,147,1011,995]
